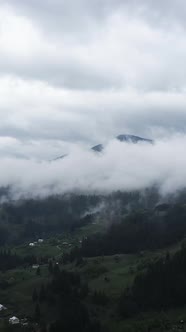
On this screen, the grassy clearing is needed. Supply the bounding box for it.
[14,243,60,258]
[64,240,184,301]
[106,307,186,332]
[83,255,138,297]
[0,266,50,318]
[0,229,183,330]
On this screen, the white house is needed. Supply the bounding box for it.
[0,304,6,311]
[9,316,20,325]
[32,264,40,269]
[29,243,35,247]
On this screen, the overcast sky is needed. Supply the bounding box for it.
[0,0,186,159]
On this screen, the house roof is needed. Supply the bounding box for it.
[10,316,19,320]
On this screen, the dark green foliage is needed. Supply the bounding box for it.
[46,270,103,332]
[0,225,9,245]
[0,195,100,245]
[74,205,186,258]
[0,249,38,272]
[48,260,53,274]
[49,301,90,332]
[91,290,109,306]
[32,288,38,302]
[39,284,46,303]
[119,246,186,317]
[36,266,41,276]
[40,324,47,332]
[79,283,89,298]
[34,303,41,322]
[53,263,60,276]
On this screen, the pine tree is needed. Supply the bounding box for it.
[53,263,60,276]
[39,284,46,302]
[32,288,38,302]
[48,260,53,274]
[34,303,41,322]
[36,267,41,276]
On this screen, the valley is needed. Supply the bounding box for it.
[0,195,186,331]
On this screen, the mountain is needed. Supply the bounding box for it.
[91,134,153,152]
[53,134,153,160]
[116,134,153,144]
[91,144,104,152]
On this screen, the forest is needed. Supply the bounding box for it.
[1,191,186,331]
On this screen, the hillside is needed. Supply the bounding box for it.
[0,189,186,331]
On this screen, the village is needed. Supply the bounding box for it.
[0,234,80,330]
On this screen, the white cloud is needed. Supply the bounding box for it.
[0,2,186,91]
[0,0,185,185]
[0,76,186,149]
[0,135,186,199]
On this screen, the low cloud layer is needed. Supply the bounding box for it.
[1,135,186,199]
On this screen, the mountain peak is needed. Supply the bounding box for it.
[91,144,104,152]
[91,134,153,153]
[116,134,153,144]
[54,134,153,160]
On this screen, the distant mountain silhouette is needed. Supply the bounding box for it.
[91,144,104,152]
[91,134,153,152]
[53,134,153,160]
[116,134,153,144]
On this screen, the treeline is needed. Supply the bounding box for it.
[0,195,100,244]
[118,244,186,318]
[0,189,173,246]
[76,205,186,258]
[32,268,104,332]
[0,249,47,273]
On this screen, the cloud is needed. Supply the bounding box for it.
[0,1,185,164]
[1,1,186,91]
[0,135,186,199]
[1,75,186,160]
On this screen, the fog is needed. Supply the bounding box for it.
[0,135,185,199]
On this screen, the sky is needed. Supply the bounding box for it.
[0,0,186,159]
[0,1,186,197]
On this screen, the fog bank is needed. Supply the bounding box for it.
[1,135,186,199]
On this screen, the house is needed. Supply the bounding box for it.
[9,316,20,325]
[0,304,6,311]
[20,318,28,326]
[38,239,44,243]
[32,264,40,269]
[29,243,35,247]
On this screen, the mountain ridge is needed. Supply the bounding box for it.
[91,134,153,152]
[53,134,153,160]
